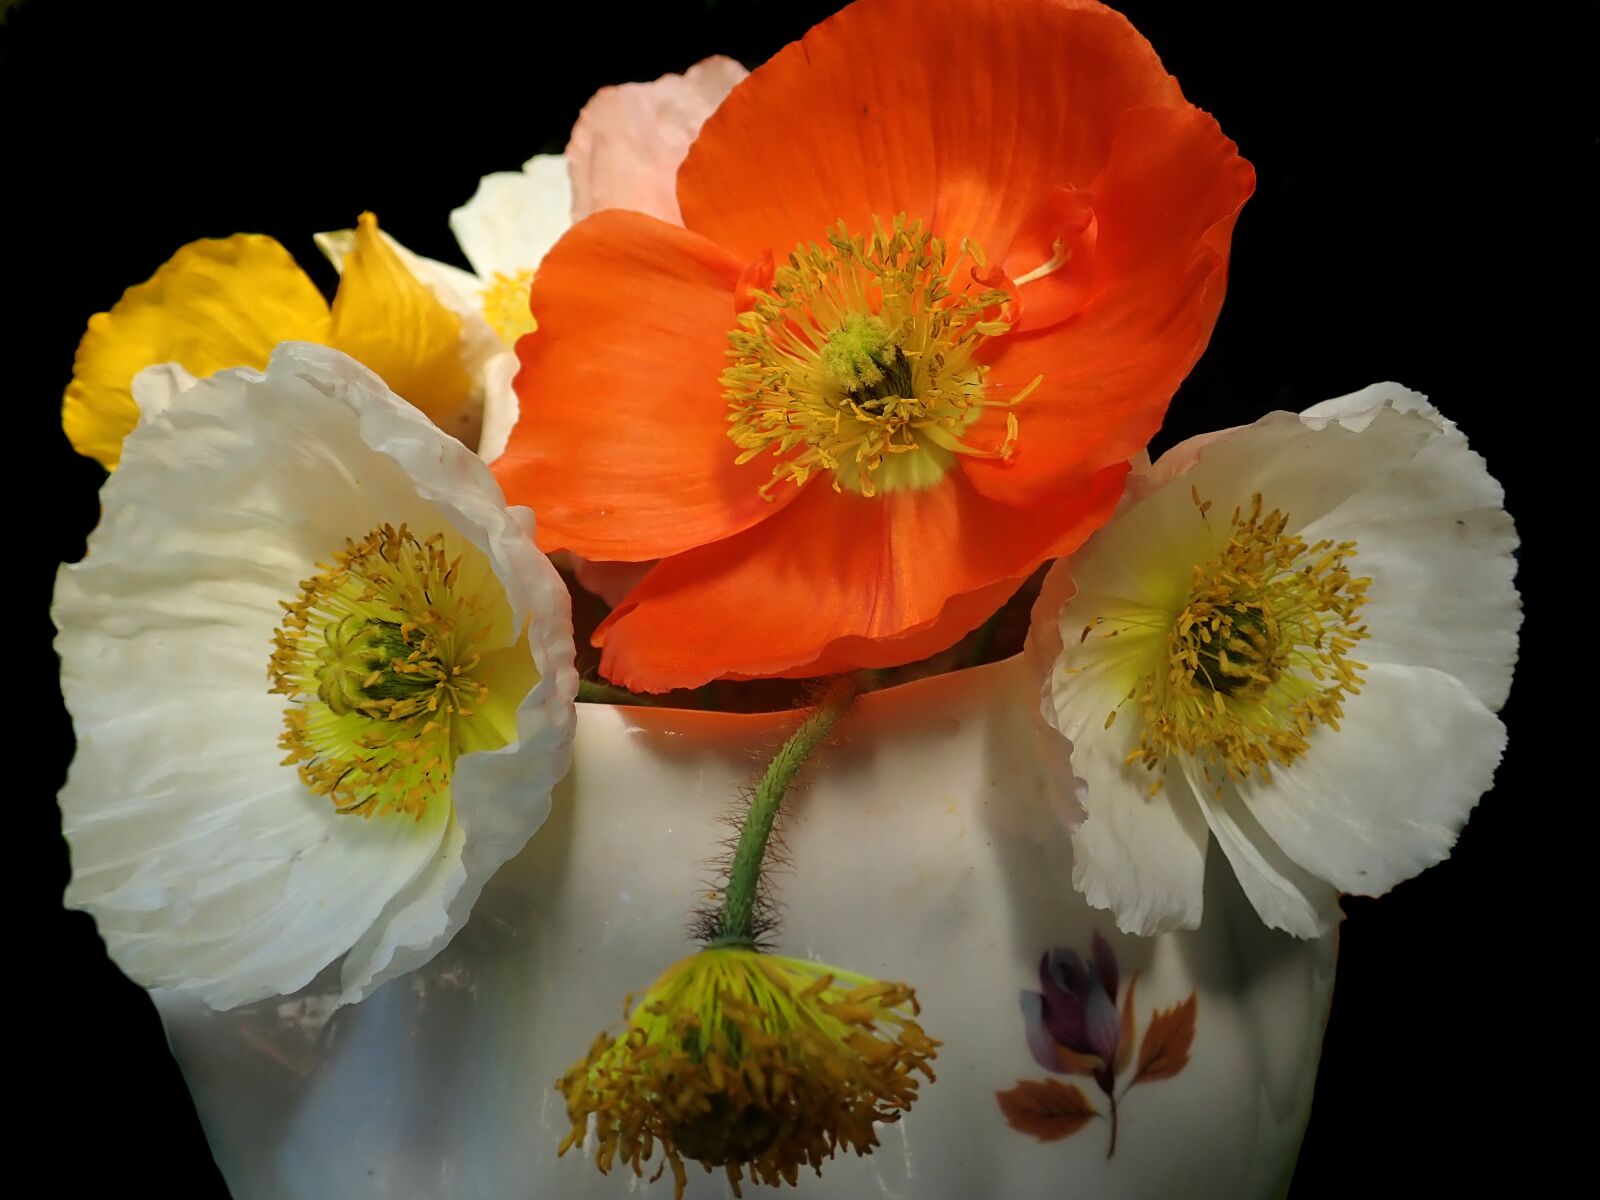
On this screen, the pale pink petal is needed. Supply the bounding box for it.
[567,56,748,225]
[572,556,654,610]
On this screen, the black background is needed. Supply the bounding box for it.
[9,0,1578,1195]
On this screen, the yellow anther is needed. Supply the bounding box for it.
[480,268,539,345]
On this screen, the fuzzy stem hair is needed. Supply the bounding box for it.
[707,675,859,946]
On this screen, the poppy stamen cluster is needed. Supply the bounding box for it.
[723,215,1036,499]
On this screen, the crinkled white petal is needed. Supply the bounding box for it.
[1143,382,1428,492]
[56,342,576,1009]
[1151,405,1436,536]
[1236,663,1504,897]
[473,350,520,466]
[1031,572,1210,936]
[1031,384,1519,938]
[1050,457,1211,611]
[130,361,199,422]
[1184,764,1340,938]
[1299,387,1520,710]
[448,154,572,283]
[1022,555,1087,829]
[1075,759,1212,938]
[567,55,748,224]
[1298,380,1434,428]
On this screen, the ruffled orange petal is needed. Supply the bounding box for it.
[593,465,1127,691]
[964,104,1254,505]
[495,209,799,561]
[677,0,1181,263]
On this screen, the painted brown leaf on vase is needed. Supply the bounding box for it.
[1133,994,1197,1084]
[995,1078,1098,1141]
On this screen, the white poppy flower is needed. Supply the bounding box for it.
[55,342,579,1009]
[1028,384,1520,938]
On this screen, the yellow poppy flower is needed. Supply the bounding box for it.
[63,213,483,469]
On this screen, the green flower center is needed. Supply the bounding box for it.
[269,523,534,819]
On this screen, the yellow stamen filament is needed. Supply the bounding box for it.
[557,946,938,1199]
[479,268,539,345]
[268,524,514,819]
[1101,492,1371,790]
[723,215,1035,499]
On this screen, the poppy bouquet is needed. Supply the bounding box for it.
[52,1,1519,1197]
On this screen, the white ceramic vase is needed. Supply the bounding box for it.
[156,656,1335,1199]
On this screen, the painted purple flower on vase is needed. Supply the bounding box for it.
[999,933,1196,1157]
[1023,936,1123,1088]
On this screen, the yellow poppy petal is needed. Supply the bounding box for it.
[329,213,475,440]
[63,234,331,470]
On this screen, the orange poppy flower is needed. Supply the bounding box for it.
[496,0,1254,693]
